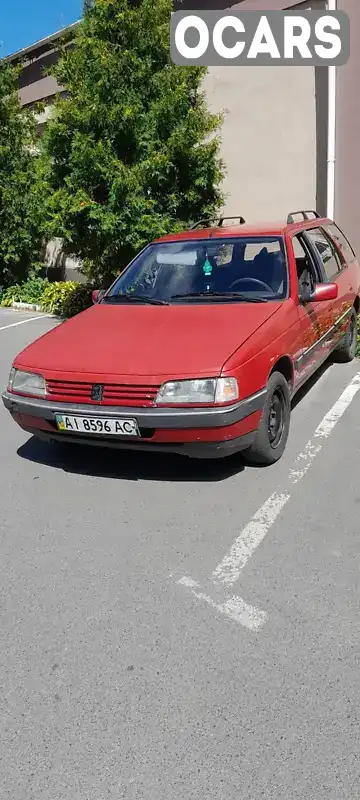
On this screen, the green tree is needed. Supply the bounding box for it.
[0,61,44,288]
[41,0,225,285]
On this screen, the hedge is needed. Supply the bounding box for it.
[0,277,93,318]
[40,281,93,317]
[0,277,50,307]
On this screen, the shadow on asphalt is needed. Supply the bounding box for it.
[17,438,246,482]
[16,361,333,482]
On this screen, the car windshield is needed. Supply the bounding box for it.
[104,236,288,303]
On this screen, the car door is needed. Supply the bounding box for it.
[303,225,353,349]
[291,231,334,385]
[321,221,358,339]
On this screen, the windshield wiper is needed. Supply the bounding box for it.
[170,291,268,303]
[103,294,169,306]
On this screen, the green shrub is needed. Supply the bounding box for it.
[40,280,92,317]
[0,276,93,318]
[40,281,79,314]
[0,277,49,306]
[61,283,93,318]
[0,284,23,306]
[16,276,49,303]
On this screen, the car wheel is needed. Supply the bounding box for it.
[331,308,357,363]
[243,371,291,466]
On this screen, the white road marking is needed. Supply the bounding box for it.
[213,370,360,590]
[179,370,360,629]
[289,371,360,483]
[211,492,290,588]
[177,577,267,630]
[0,315,51,331]
[178,576,198,589]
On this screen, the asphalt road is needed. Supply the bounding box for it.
[1,307,360,800]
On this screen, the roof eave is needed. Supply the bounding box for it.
[2,20,80,64]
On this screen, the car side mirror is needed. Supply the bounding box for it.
[92,289,105,304]
[310,282,338,302]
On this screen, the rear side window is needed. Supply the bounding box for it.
[323,223,356,264]
[243,240,282,260]
[305,226,342,281]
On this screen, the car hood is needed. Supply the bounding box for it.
[14,302,282,380]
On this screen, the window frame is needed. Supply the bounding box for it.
[322,222,356,266]
[105,235,291,302]
[291,231,322,300]
[302,225,344,282]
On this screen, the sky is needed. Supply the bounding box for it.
[0,0,83,57]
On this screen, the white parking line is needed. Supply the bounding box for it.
[0,315,50,331]
[289,373,360,483]
[178,577,267,630]
[211,492,290,588]
[212,370,360,589]
[179,370,360,630]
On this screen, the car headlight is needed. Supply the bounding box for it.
[155,377,239,405]
[8,368,46,397]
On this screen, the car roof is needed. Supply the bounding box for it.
[154,217,333,244]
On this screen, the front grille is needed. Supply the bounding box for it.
[46,380,160,407]
[47,380,90,400]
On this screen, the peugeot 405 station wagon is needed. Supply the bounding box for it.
[2,211,360,466]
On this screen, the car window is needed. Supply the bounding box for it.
[243,240,281,260]
[215,244,233,265]
[105,236,289,302]
[323,223,356,264]
[292,234,319,296]
[305,226,342,281]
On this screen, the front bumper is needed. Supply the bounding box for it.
[2,388,266,459]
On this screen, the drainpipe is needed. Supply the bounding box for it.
[326,0,337,220]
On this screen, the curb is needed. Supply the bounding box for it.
[9,302,60,318]
[0,302,62,321]
[11,301,44,312]
[0,302,71,322]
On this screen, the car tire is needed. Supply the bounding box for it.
[331,308,357,363]
[243,371,291,466]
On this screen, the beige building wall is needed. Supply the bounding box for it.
[335,0,360,256]
[203,64,318,222]
[202,0,327,224]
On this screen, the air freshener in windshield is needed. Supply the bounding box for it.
[203,258,213,276]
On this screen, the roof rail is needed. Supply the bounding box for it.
[218,215,246,226]
[189,219,213,230]
[189,215,246,230]
[287,210,320,224]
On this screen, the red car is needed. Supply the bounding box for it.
[2,210,360,466]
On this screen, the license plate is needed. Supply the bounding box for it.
[55,414,140,437]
